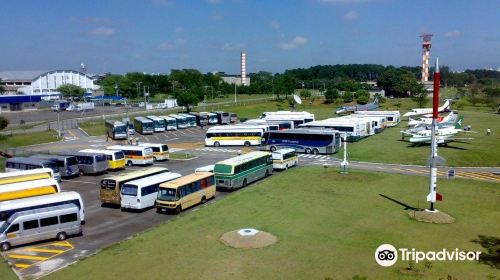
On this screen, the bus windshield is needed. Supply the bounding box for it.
[96,155,107,162]
[143,122,153,129]
[121,185,138,196]
[115,125,127,134]
[44,162,58,172]
[114,152,125,160]
[0,222,9,233]
[158,188,178,201]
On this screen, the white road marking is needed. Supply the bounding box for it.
[61,180,97,185]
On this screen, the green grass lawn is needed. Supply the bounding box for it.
[0,130,59,149]
[78,121,105,136]
[45,167,499,280]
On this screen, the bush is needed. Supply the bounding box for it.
[342,92,354,103]
[454,98,471,110]
[0,116,8,131]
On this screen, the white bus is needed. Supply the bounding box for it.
[138,143,169,161]
[0,168,54,186]
[106,145,154,166]
[0,178,61,202]
[244,119,293,130]
[260,111,315,126]
[79,149,126,170]
[120,172,181,210]
[160,116,177,131]
[134,117,154,135]
[105,120,128,140]
[272,148,298,170]
[169,114,188,129]
[299,119,369,142]
[205,125,266,147]
[6,157,61,182]
[178,113,196,127]
[207,112,218,125]
[353,111,401,127]
[338,115,387,134]
[0,191,85,229]
[147,116,166,132]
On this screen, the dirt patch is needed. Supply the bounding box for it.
[408,210,456,224]
[220,229,278,249]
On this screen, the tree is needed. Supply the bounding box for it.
[342,92,354,103]
[324,88,339,103]
[410,83,428,107]
[176,89,200,112]
[355,89,370,105]
[0,116,8,131]
[299,89,311,99]
[57,84,85,100]
[377,68,421,97]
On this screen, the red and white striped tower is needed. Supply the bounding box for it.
[241,50,247,86]
[420,34,433,82]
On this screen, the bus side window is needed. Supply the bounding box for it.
[7,224,19,233]
[40,216,58,227]
[23,220,39,230]
[60,213,77,223]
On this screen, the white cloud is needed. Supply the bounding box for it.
[88,27,115,36]
[279,36,308,50]
[445,30,461,38]
[207,0,221,4]
[343,11,359,21]
[270,20,281,30]
[158,38,187,51]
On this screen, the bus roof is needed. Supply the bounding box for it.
[79,149,124,156]
[207,125,266,131]
[0,178,60,194]
[272,148,296,155]
[138,143,167,148]
[101,167,168,182]
[159,172,213,189]
[159,116,176,121]
[267,129,339,135]
[107,145,151,151]
[7,204,79,223]
[0,168,53,185]
[0,191,80,211]
[134,116,153,122]
[106,120,126,125]
[29,154,76,161]
[215,151,271,166]
[59,151,104,157]
[147,116,163,121]
[6,157,55,165]
[168,114,186,119]
[124,172,181,188]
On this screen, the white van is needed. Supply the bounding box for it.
[120,172,182,210]
[272,148,298,170]
[0,204,82,251]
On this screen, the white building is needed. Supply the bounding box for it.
[0,70,99,96]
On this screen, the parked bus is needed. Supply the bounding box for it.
[122,118,135,135]
[29,154,79,178]
[156,172,216,214]
[100,167,168,205]
[189,112,209,126]
[205,125,266,147]
[0,178,61,202]
[79,149,126,170]
[207,113,218,125]
[260,111,315,126]
[146,116,166,132]
[214,151,273,190]
[299,120,369,142]
[106,145,154,166]
[244,119,291,130]
[6,157,61,182]
[344,115,387,134]
[58,151,108,175]
[229,113,238,123]
[105,120,128,140]
[0,168,54,186]
[178,113,196,127]
[0,191,85,229]
[138,143,169,161]
[134,117,154,135]
[168,114,188,129]
[353,110,401,127]
[261,129,341,154]
[160,116,177,131]
[271,148,298,170]
[121,172,181,210]
[212,111,230,124]
[0,204,83,251]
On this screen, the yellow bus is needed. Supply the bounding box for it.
[156,172,216,214]
[100,167,168,206]
[0,178,61,201]
[138,143,169,161]
[0,168,54,186]
[80,149,126,170]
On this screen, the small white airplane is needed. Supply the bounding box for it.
[403,99,452,118]
[407,116,473,144]
[407,110,458,127]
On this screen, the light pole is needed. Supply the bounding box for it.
[340,133,349,174]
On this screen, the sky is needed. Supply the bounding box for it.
[0,0,499,74]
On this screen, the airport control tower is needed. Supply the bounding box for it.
[241,50,247,86]
[420,34,433,82]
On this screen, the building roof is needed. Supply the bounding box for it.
[0,70,49,81]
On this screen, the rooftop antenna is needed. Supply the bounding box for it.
[292,94,302,112]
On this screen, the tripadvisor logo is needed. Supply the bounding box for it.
[375,244,481,267]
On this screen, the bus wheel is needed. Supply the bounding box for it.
[175,206,182,214]
[285,165,288,170]
[201,196,207,204]
[305,148,312,154]
[270,146,277,152]
[153,157,157,162]
[242,179,247,188]
[312,149,319,155]
[56,232,67,241]
[127,161,133,166]
[244,141,250,147]
[214,141,220,147]
[0,242,10,252]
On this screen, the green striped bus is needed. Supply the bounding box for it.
[214,151,273,190]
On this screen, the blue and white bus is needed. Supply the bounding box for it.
[261,129,341,155]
